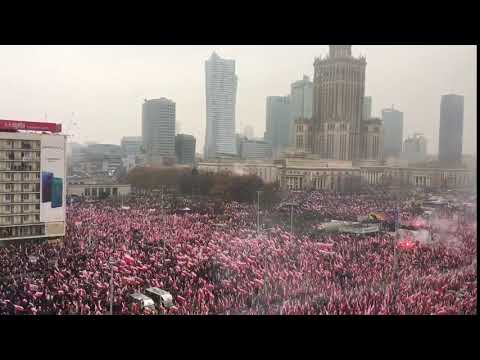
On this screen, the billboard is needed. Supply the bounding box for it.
[40,135,66,226]
[0,119,62,132]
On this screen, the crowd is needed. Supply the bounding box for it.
[0,190,476,315]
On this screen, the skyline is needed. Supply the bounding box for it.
[0,45,476,155]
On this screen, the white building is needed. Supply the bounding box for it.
[204,52,238,159]
[0,131,66,242]
[142,98,176,166]
[239,139,273,160]
[402,133,428,164]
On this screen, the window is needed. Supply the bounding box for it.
[35,204,40,210]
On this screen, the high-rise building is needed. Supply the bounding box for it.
[439,94,464,163]
[243,125,254,139]
[363,96,372,120]
[142,98,176,165]
[265,96,291,158]
[204,52,238,159]
[312,45,367,161]
[290,75,313,147]
[175,134,196,165]
[291,75,313,121]
[402,133,427,164]
[121,136,143,157]
[382,107,404,158]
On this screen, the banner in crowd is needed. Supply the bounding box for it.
[398,229,431,245]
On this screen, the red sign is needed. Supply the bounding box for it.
[0,119,62,133]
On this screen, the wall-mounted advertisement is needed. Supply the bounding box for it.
[40,135,66,224]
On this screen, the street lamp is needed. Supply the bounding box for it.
[109,256,115,315]
[284,202,297,234]
[257,191,263,234]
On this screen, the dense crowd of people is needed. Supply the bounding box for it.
[0,190,476,315]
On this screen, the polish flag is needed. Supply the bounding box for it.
[124,254,135,266]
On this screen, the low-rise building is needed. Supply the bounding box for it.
[198,155,475,192]
[67,183,131,199]
[239,139,273,160]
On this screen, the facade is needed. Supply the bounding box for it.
[363,96,372,121]
[361,165,473,189]
[198,160,280,184]
[402,133,427,164]
[199,156,474,192]
[360,118,384,161]
[121,136,143,157]
[293,118,313,154]
[382,107,404,158]
[265,96,291,158]
[142,98,176,165]
[439,94,464,163]
[0,132,66,241]
[175,134,196,165]
[204,52,238,159]
[312,45,367,161]
[239,139,273,160]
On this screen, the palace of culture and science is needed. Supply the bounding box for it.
[198,46,474,192]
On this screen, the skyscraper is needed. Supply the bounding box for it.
[291,75,313,121]
[290,75,313,147]
[265,96,291,158]
[142,98,176,165]
[204,52,238,159]
[363,96,372,120]
[312,45,367,161]
[439,94,464,163]
[382,107,404,158]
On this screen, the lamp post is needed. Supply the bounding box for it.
[257,191,262,234]
[284,202,297,235]
[109,256,114,315]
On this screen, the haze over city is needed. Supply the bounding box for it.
[0,45,476,155]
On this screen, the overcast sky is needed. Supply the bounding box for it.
[0,45,476,155]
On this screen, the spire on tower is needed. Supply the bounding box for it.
[329,45,352,58]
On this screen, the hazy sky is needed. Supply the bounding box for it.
[0,45,476,155]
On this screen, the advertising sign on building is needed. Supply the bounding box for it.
[40,135,66,229]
